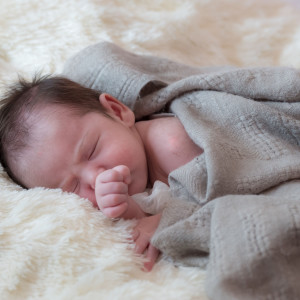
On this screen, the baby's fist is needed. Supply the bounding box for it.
[95,165,132,218]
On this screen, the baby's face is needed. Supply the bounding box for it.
[19,95,148,207]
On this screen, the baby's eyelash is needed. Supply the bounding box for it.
[72,180,79,193]
[88,139,98,160]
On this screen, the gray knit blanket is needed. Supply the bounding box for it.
[63,42,300,300]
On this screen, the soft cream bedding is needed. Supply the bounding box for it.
[1,1,300,299]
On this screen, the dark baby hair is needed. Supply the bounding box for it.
[0,74,106,187]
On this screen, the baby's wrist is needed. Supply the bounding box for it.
[121,196,146,220]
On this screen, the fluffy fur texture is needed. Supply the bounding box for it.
[0,0,299,299]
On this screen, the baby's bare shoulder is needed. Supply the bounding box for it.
[148,116,203,173]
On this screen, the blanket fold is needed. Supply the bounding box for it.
[63,42,300,300]
[206,183,300,300]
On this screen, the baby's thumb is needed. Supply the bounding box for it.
[113,165,132,185]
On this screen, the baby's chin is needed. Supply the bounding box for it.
[89,197,98,209]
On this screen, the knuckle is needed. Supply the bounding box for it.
[110,194,125,206]
[95,182,106,196]
[95,182,127,197]
[114,165,127,172]
[96,169,121,183]
[114,165,130,179]
[109,169,119,178]
[95,173,106,187]
[112,182,128,194]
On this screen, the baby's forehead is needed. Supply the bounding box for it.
[9,104,90,189]
[29,103,79,125]
[27,103,105,148]
[27,104,76,140]
[22,106,80,167]
[34,102,74,116]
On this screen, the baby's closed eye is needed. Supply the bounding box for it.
[72,179,80,193]
[88,138,99,160]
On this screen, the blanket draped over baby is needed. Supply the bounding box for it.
[63,42,300,300]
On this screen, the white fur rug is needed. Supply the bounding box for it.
[0,0,300,299]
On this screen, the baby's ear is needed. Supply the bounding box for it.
[99,94,135,126]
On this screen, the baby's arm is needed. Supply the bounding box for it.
[95,165,147,219]
[132,213,161,271]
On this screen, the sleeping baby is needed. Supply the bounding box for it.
[2,42,300,298]
[0,75,202,271]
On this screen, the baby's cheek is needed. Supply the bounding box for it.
[128,179,147,196]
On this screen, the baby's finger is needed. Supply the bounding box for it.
[96,168,124,184]
[97,181,128,196]
[102,202,128,219]
[131,229,140,241]
[134,235,149,255]
[99,194,128,209]
[143,244,160,272]
[113,165,132,185]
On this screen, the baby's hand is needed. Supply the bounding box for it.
[95,165,131,219]
[132,213,161,271]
